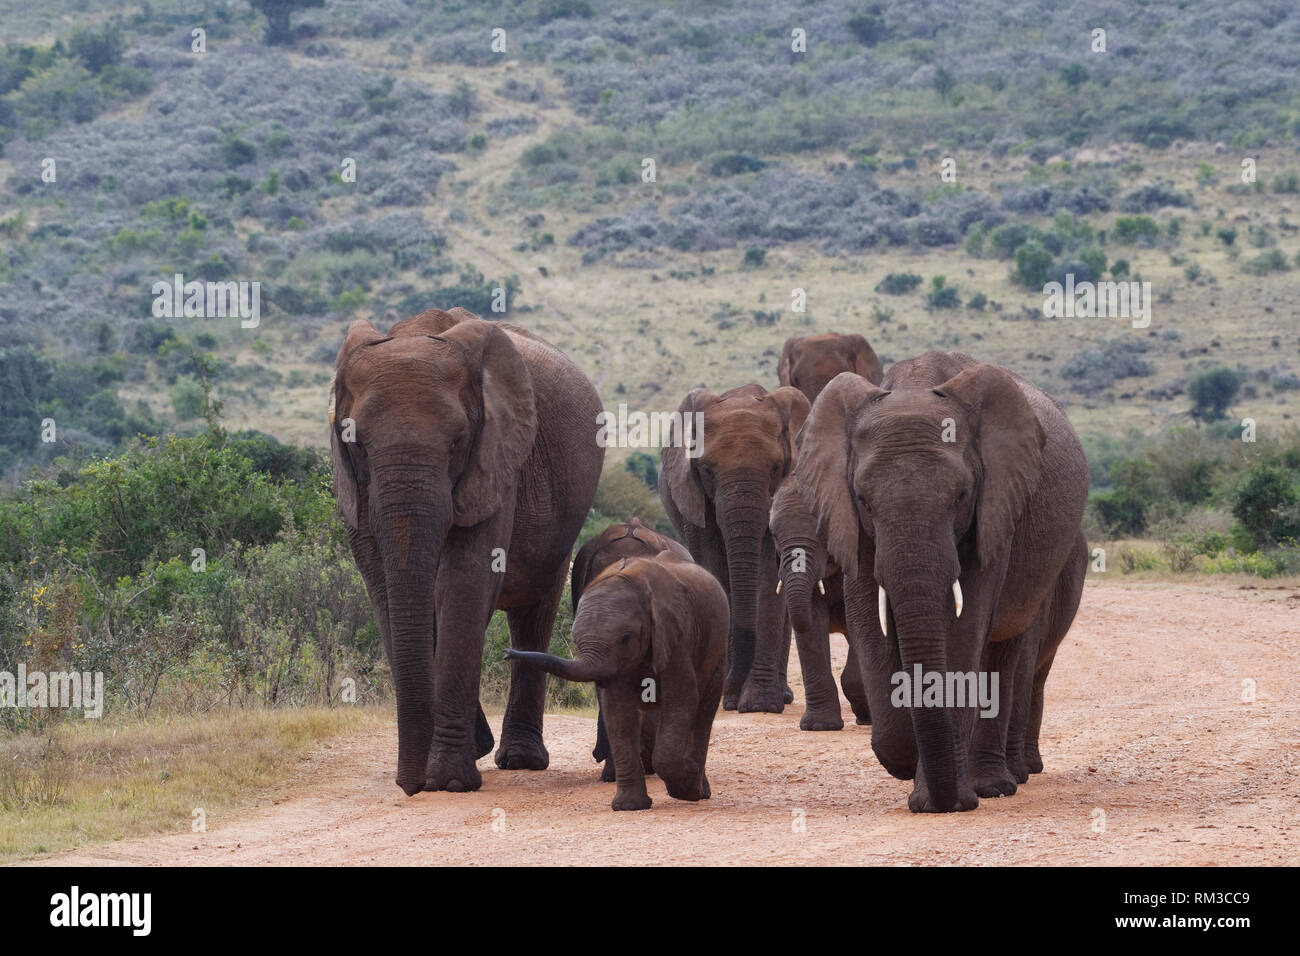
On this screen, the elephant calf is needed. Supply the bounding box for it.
[570,519,692,783]
[509,550,729,811]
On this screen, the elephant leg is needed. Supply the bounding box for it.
[496,561,568,770]
[594,688,615,782]
[654,677,705,801]
[1024,647,1058,775]
[604,683,651,811]
[794,593,843,731]
[840,634,871,725]
[692,663,723,799]
[685,525,736,709]
[844,574,916,778]
[1025,533,1084,775]
[640,711,657,776]
[426,542,505,793]
[971,634,1021,798]
[780,623,794,705]
[1004,630,1038,784]
[737,535,787,713]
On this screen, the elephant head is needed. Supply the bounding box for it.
[570,518,690,615]
[661,384,809,695]
[778,332,884,403]
[508,553,692,682]
[769,476,831,636]
[796,354,1045,811]
[330,308,537,794]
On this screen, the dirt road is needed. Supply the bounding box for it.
[29,581,1300,866]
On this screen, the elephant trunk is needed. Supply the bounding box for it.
[877,533,963,812]
[505,648,615,683]
[717,474,769,683]
[373,470,449,797]
[779,534,822,634]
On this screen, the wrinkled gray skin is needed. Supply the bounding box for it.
[330,307,604,796]
[660,384,810,713]
[508,552,729,811]
[769,477,870,730]
[797,351,1088,812]
[570,519,692,781]
[779,332,884,403]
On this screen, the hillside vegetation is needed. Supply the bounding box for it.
[2,0,1300,732]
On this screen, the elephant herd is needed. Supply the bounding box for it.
[329,309,1089,813]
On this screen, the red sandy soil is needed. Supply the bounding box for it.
[27,580,1300,866]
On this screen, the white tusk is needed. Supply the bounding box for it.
[775,579,783,595]
[953,579,963,618]
[817,579,826,595]
[878,586,888,636]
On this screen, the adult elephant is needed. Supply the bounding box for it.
[329,307,604,795]
[796,352,1088,812]
[660,384,809,712]
[769,476,870,730]
[779,332,883,402]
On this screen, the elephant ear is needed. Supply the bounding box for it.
[661,388,713,528]
[765,386,811,474]
[777,338,799,388]
[795,372,886,580]
[329,321,389,530]
[843,334,885,386]
[570,531,605,615]
[437,318,538,527]
[932,364,1046,570]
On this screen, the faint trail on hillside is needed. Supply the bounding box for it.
[419,73,613,397]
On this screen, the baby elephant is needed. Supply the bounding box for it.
[571,519,693,782]
[508,550,728,810]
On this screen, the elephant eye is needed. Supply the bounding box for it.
[955,489,968,505]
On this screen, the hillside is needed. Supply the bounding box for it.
[1,0,1299,474]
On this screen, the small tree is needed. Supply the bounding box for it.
[249,0,324,45]
[1187,366,1242,422]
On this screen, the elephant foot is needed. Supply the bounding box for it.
[737,682,785,714]
[663,771,705,802]
[973,771,1018,798]
[722,694,739,711]
[783,684,794,705]
[701,774,711,799]
[738,686,785,712]
[907,783,979,813]
[474,707,495,760]
[1008,759,1031,784]
[641,750,655,776]
[600,760,616,783]
[494,730,549,771]
[611,789,653,811]
[425,747,483,793]
[848,701,871,725]
[799,707,844,731]
[1025,748,1044,775]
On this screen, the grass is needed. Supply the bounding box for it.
[0,705,387,863]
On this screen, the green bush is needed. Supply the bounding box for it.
[874,272,922,295]
[1232,464,1300,548]
[1187,366,1243,422]
[1013,241,1053,287]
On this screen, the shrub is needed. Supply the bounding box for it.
[1232,464,1300,547]
[925,275,960,309]
[1013,241,1053,287]
[874,272,922,295]
[1112,216,1161,244]
[1187,366,1243,422]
